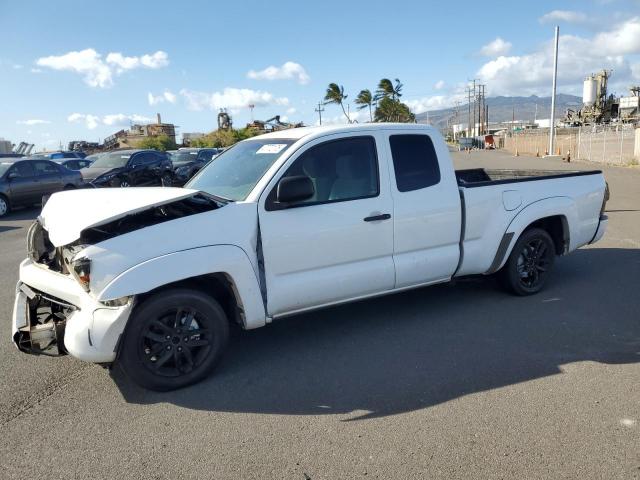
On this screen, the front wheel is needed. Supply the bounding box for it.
[118,289,230,391]
[499,228,555,296]
[161,173,172,187]
[0,195,9,217]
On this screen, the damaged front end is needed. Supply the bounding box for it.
[14,192,223,358]
[13,283,74,356]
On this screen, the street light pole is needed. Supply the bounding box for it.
[549,25,559,155]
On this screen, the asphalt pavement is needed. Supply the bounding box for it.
[0,150,638,479]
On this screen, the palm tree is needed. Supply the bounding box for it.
[354,89,374,122]
[375,78,403,102]
[324,83,351,123]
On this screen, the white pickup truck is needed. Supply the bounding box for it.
[12,124,608,390]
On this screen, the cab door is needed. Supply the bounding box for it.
[258,133,395,316]
[383,132,462,288]
[6,161,39,206]
[33,161,64,198]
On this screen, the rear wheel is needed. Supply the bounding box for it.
[118,289,229,391]
[499,228,555,296]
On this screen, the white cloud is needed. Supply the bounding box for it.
[67,112,153,130]
[632,62,640,80]
[405,93,467,115]
[68,113,101,130]
[102,114,154,126]
[180,87,289,112]
[30,68,42,73]
[479,37,512,57]
[286,107,297,115]
[247,61,310,85]
[13,64,23,70]
[16,119,51,125]
[477,17,640,95]
[106,51,169,72]
[148,90,177,106]
[36,49,169,88]
[434,80,445,90]
[540,10,588,24]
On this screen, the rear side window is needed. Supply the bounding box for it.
[389,134,441,192]
[33,161,61,175]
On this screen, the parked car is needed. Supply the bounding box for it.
[49,151,87,159]
[80,149,173,187]
[169,148,220,185]
[0,158,83,217]
[55,158,93,170]
[11,124,608,390]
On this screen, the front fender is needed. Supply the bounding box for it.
[492,196,577,273]
[97,244,266,329]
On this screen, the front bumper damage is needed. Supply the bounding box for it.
[12,259,133,363]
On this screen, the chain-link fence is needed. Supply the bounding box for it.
[502,125,637,165]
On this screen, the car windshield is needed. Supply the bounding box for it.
[90,152,132,168]
[0,163,14,176]
[84,153,103,162]
[170,151,198,163]
[187,139,295,201]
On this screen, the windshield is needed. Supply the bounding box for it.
[186,139,295,201]
[170,151,198,163]
[0,163,13,176]
[90,152,132,168]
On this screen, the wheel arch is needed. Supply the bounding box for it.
[487,197,576,274]
[97,245,266,330]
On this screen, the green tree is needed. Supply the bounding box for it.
[354,89,374,122]
[136,134,176,151]
[375,78,403,102]
[374,96,415,123]
[324,83,351,123]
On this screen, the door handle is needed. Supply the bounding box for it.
[363,213,391,222]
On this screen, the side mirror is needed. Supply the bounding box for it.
[7,172,18,180]
[277,176,315,204]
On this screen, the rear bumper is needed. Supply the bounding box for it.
[11,259,133,363]
[589,214,608,244]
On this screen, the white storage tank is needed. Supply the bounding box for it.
[583,76,597,106]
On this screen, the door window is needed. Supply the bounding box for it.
[389,134,441,192]
[10,162,35,177]
[33,161,60,176]
[269,136,379,209]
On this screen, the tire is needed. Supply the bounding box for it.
[499,228,555,296]
[161,173,172,187]
[118,289,229,391]
[0,195,9,217]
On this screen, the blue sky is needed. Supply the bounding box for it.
[2,0,640,150]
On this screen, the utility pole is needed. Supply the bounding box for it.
[467,85,472,137]
[549,25,560,155]
[472,79,477,136]
[315,101,325,125]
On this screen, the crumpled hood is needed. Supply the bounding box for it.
[81,166,120,181]
[39,187,200,247]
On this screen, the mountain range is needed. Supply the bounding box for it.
[415,94,583,128]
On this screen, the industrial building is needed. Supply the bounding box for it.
[0,138,12,155]
[103,114,176,150]
[565,70,640,125]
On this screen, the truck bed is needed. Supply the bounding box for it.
[456,168,602,187]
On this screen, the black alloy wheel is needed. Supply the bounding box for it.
[161,173,172,187]
[118,289,229,391]
[499,228,555,296]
